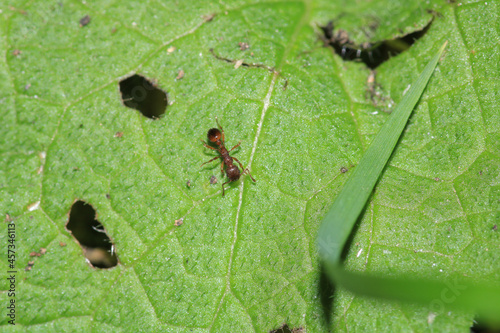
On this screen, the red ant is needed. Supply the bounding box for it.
[201,117,256,196]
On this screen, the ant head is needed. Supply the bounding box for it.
[226,165,240,181]
[207,128,222,143]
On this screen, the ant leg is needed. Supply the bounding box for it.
[229,141,241,153]
[243,168,256,182]
[200,139,217,150]
[231,156,244,169]
[215,116,225,142]
[201,156,220,167]
[222,180,231,196]
[232,157,256,182]
[220,161,224,175]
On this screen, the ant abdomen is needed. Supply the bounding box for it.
[226,165,240,181]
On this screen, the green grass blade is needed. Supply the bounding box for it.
[318,42,448,264]
[317,41,500,320]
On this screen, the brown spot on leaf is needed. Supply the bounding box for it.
[238,42,249,51]
[25,261,35,271]
[202,13,216,22]
[176,69,185,80]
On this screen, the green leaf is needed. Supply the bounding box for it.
[1,0,499,332]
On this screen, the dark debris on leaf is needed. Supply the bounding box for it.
[238,42,249,51]
[210,48,275,73]
[269,324,304,333]
[79,15,91,27]
[282,79,288,90]
[365,70,394,110]
[25,261,34,271]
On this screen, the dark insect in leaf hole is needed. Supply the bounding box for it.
[201,117,256,196]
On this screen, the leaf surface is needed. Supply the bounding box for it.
[1,0,498,332]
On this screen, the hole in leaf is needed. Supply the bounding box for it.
[119,74,167,119]
[66,200,118,268]
[321,19,432,69]
[269,324,304,333]
[470,317,500,333]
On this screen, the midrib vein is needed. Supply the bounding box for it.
[210,2,311,329]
